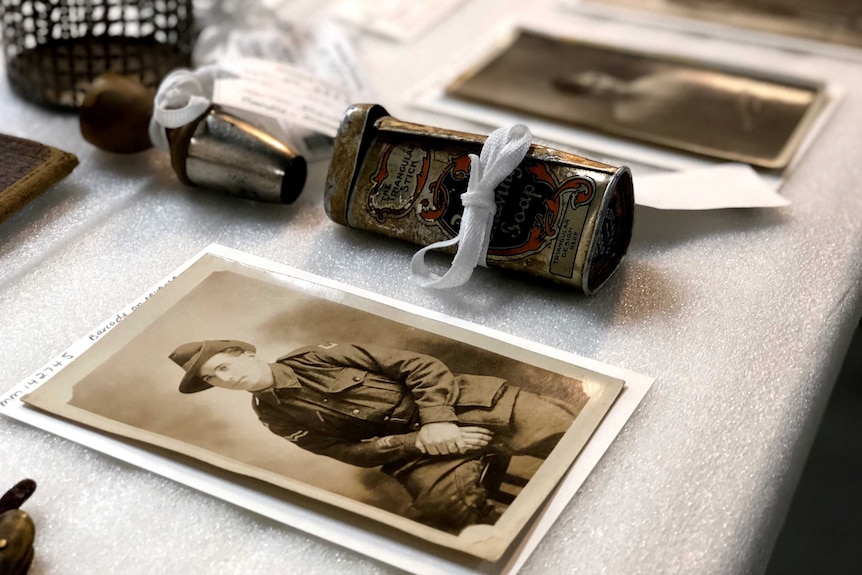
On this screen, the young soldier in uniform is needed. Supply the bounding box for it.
[169,339,575,531]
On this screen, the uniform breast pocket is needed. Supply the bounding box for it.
[330,368,405,415]
[331,367,368,391]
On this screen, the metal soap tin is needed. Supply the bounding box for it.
[325,104,634,295]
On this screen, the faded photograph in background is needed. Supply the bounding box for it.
[586,0,862,49]
[21,254,623,561]
[447,30,826,169]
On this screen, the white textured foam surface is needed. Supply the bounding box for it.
[2,1,862,573]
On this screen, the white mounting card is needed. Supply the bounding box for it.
[0,244,653,575]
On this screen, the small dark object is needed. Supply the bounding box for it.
[0,479,36,514]
[0,134,79,223]
[167,107,308,204]
[79,72,154,154]
[0,479,37,575]
[0,0,193,109]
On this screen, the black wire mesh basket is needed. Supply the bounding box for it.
[0,0,194,109]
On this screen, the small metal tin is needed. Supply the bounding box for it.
[325,104,634,294]
[0,510,35,575]
[168,106,307,204]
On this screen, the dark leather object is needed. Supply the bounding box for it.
[0,134,78,223]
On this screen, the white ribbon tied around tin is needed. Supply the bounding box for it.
[148,65,222,152]
[411,124,533,288]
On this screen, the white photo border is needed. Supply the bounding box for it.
[0,244,654,575]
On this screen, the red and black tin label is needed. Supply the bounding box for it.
[367,144,597,280]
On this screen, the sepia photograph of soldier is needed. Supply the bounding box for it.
[169,339,577,532]
[20,255,623,558]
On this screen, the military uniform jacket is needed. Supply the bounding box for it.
[251,343,519,469]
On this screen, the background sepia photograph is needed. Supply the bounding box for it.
[21,253,623,561]
[585,0,862,49]
[447,29,827,169]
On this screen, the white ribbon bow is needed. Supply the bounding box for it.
[411,124,532,289]
[148,65,222,151]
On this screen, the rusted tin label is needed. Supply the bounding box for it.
[367,142,600,281]
[366,140,431,221]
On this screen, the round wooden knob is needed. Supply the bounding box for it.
[79,72,155,154]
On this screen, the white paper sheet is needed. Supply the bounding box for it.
[215,58,350,137]
[636,163,790,210]
[331,0,469,42]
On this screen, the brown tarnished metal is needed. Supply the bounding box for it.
[0,479,37,575]
[325,104,634,295]
[0,510,35,575]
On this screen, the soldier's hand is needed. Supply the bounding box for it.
[416,422,464,455]
[457,426,494,453]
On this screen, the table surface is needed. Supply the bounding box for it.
[2,1,861,574]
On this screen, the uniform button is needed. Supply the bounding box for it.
[353,376,362,382]
[352,409,360,414]
[383,416,390,421]
[322,398,328,403]
[412,423,420,429]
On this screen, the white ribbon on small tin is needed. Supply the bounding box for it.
[148,65,222,152]
[411,124,532,289]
